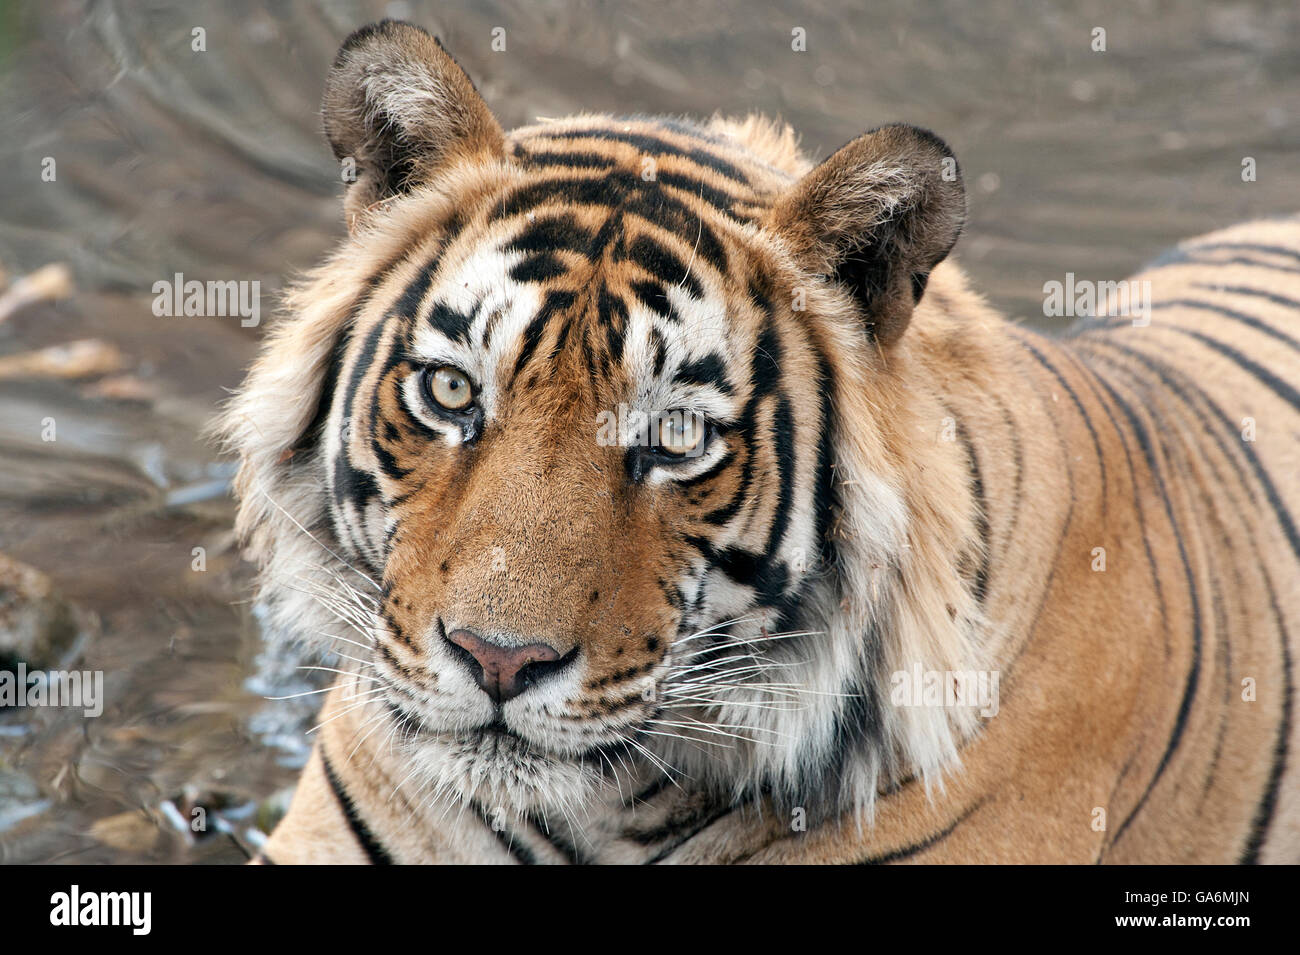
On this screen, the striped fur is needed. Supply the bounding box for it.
[223,21,1299,863]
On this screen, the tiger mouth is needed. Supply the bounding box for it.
[458,721,637,769]
[385,698,633,767]
[466,720,535,753]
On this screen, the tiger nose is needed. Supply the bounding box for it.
[444,628,570,703]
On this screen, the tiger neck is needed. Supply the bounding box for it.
[826,261,1086,798]
[902,261,1082,655]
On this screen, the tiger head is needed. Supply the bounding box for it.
[222,20,989,820]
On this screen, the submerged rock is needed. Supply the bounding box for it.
[88,809,162,854]
[0,553,92,671]
[0,338,126,381]
[0,766,50,833]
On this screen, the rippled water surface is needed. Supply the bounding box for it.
[0,0,1296,862]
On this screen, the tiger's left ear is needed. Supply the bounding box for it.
[767,124,965,346]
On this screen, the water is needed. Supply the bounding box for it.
[0,0,1295,862]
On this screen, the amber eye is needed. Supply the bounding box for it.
[424,365,474,412]
[656,409,707,457]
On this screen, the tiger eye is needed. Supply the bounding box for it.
[658,409,706,457]
[428,366,474,411]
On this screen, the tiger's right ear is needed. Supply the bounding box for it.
[323,20,505,229]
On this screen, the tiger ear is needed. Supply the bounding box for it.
[323,20,505,229]
[767,124,965,346]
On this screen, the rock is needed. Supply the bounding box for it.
[0,553,91,671]
[0,338,126,381]
[0,263,74,323]
[0,766,51,833]
[255,786,296,835]
[81,375,159,403]
[88,810,162,853]
[0,765,40,802]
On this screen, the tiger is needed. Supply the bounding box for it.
[217,19,1300,864]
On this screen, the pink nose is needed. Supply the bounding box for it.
[445,628,565,703]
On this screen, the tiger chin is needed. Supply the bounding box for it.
[220,19,1300,864]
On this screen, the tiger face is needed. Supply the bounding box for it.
[229,20,976,819]
[330,132,827,812]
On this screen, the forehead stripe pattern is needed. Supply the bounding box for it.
[492,170,731,276]
[332,117,839,637]
[545,126,753,186]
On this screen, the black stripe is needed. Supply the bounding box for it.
[321,750,394,865]
[763,393,797,556]
[1080,343,1299,861]
[1151,299,1300,353]
[547,127,752,185]
[1124,345,1295,859]
[1144,241,1300,271]
[810,343,838,568]
[493,171,730,277]
[673,352,733,393]
[1173,327,1300,413]
[390,255,440,320]
[340,319,389,425]
[506,212,597,255]
[857,800,984,864]
[1069,291,1300,350]
[473,802,538,865]
[1011,334,1110,505]
[516,149,618,170]
[622,234,704,299]
[953,416,992,604]
[1176,254,1300,275]
[509,252,569,283]
[650,324,668,376]
[1240,570,1293,863]
[1190,283,1300,312]
[644,806,734,864]
[633,776,673,803]
[628,279,682,324]
[523,813,585,865]
[1061,339,1171,648]
[1184,241,1300,264]
[511,290,576,384]
[992,392,1025,538]
[427,301,475,342]
[1084,346,1245,815]
[332,440,380,510]
[675,448,735,488]
[656,170,745,215]
[372,428,413,481]
[1091,373,1203,846]
[293,306,355,454]
[1079,338,1256,509]
[701,314,782,526]
[598,283,629,363]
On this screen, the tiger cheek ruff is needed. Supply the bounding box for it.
[217,19,1300,864]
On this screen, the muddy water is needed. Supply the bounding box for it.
[0,0,1296,862]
